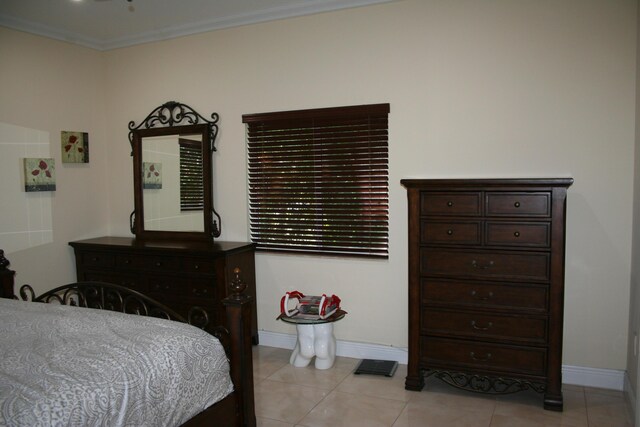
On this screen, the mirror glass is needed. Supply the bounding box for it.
[141,132,204,232]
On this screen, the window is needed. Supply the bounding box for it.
[242,103,389,258]
[179,137,204,211]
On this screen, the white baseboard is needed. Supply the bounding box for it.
[624,372,636,422]
[258,330,625,391]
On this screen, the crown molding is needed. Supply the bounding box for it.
[0,0,394,51]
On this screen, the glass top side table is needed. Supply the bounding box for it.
[277,309,347,369]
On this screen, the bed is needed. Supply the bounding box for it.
[0,249,256,427]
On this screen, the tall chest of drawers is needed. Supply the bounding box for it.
[401,178,572,411]
[69,236,258,343]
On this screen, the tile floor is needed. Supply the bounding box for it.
[252,345,634,427]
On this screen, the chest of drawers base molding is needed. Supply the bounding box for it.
[69,236,258,344]
[401,178,572,411]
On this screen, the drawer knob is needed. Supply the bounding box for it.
[447,229,453,236]
[470,352,492,362]
[471,320,493,331]
[514,201,521,208]
[470,290,494,300]
[471,260,494,270]
[156,262,162,267]
[447,201,453,207]
[194,264,200,270]
[514,231,520,237]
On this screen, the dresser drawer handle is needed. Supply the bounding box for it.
[514,201,521,208]
[156,261,162,267]
[470,352,492,362]
[447,201,453,207]
[194,264,200,270]
[471,320,493,331]
[470,290,494,300]
[192,288,207,296]
[514,231,520,237]
[447,229,453,235]
[91,257,99,262]
[471,260,494,270]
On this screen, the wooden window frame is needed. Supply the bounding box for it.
[242,103,389,258]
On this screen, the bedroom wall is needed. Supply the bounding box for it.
[0,27,110,295]
[0,0,636,375]
[628,0,640,416]
[102,0,637,372]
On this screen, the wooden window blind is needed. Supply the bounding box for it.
[179,138,204,211]
[242,103,389,258]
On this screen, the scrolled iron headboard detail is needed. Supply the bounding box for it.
[17,281,212,330]
[127,101,219,153]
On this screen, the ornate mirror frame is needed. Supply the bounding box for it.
[129,101,221,241]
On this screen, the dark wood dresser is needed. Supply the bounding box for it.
[69,236,258,343]
[401,178,572,411]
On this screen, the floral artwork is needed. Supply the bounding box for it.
[24,158,56,192]
[61,131,89,163]
[143,162,162,189]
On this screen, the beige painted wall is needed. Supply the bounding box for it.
[0,27,110,295]
[1,0,636,371]
[628,0,640,409]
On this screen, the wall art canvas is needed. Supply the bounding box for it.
[24,158,56,192]
[143,162,162,189]
[61,131,89,163]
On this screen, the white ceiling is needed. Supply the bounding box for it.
[0,0,393,51]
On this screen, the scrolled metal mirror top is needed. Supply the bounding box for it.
[129,101,222,241]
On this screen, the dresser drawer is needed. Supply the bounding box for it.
[115,254,141,270]
[183,258,215,274]
[422,309,547,344]
[144,255,180,271]
[78,251,114,268]
[421,337,546,376]
[485,222,550,247]
[147,276,184,295]
[82,271,144,292]
[422,279,548,312]
[187,279,216,300]
[421,249,550,282]
[421,192,481,216]
[421,221,481,245]
[485,192,550,217]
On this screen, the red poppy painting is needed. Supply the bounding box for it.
[61,131,89,163]
[23,158,56,192]
[142,162,162,189]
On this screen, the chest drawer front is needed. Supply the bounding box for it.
[421,249,550,282]
[485,222,550,247]
[188,279,216,300]
[79,251,114,268]
[422,280,548,312]
[144,255,180,271]
[183,258,215,274]
[421,192,481,216]
[421,337,546,376]
[485,192,550,217]
[83,271,144,292]
[421,221,481,245]
[115,254,141,269]
[422,309,547,343]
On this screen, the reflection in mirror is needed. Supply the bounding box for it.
[141,133,204,232]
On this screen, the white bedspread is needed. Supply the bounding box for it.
[0,298,233,427]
